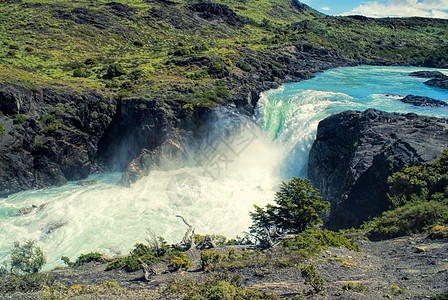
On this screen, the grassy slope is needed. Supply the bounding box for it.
[0,0,447,103]
[0,0,314,95]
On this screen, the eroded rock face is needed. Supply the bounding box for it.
[0,84,117,197]
[97,98,169,172]
[308,109,448,229]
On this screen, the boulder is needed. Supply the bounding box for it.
[308,109,448,229]
[16,203,47,216]
[424,78,448,90]
[77,180,98,186]
[400,94,448,107]
[409,71,447,79]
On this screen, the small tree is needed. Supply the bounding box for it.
[10,241,46,274]
[250,177,329,240]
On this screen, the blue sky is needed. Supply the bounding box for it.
[300,0,448,18]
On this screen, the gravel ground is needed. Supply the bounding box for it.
[2,235,447,299]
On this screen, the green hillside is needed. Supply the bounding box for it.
[0,0,446,102]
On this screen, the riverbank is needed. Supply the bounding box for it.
[2,233,447,299]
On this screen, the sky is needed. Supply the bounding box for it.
[300,0,448,18]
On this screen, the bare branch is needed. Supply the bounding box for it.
[138,258,157,281]
[176,215,192,227]
[175,215,195,250]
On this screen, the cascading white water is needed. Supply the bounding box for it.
[1,65,447,270]
[0,110,284,271]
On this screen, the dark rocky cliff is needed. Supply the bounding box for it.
[0,84,117,196]
[308,109,448,229]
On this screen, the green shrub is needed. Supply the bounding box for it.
[236,60,251,72]
[98,102,108,112]
[187,68,208,80]
[206,281,237,300]
[13,114,27,126]
[168,252,190,272]
[127,69,145,81]
[106,243,162,272]
[261,18,271,28]
[364,149,448,240]
[105,257,126,271]
[33,141,43,150]
[105,63,127,78]
[366,201,448,240]
[0,272,54,294]
[73,68,90,78]
[391,288,406,295]
[283,229,360,258]
[341,282,368,292]
[42,113,61,133]
[227,248,237,261]
[62,252,104,268]
[10,241,46,274]
[172,47,192,56]
[211,62,226,73]
[387,149,448,208]
[90,111,98,119]
[165,274,278,299]
[201,251,224,271]
[216,86,229,98]
[84,58,98,65]
[301,263,325,293]
[198,89,218,104]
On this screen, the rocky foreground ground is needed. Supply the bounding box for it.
[3,234,447,299]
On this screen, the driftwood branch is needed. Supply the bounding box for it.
[176,215,195,250]
[243,228,293,249]
[137,258,157,281]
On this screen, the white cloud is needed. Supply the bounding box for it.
[321,6,331,11]
[342,0,448,18]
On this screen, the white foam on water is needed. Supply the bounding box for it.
[0,117,283,270]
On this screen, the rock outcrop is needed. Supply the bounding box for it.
[0,84,117,197]
[308,109,448,229]
[425,77,448,90]
[409,71,446,79]
[409,70,448,90]
[400,94,448,107]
